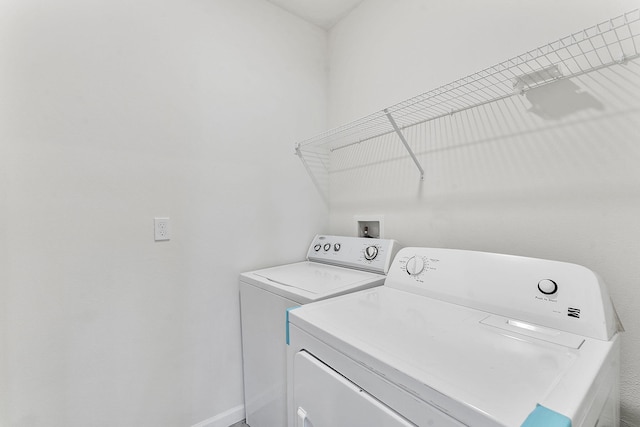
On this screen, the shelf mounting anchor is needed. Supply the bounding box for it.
[384,109,424,180]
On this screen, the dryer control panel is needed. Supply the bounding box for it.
[386,247,621,341]
[307,235,401,275]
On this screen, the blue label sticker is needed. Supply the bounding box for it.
[286,306,300,345]
[521,404,571,427]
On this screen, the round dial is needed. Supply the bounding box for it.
[334,243,341,251]
[364,246,378,261]
[323,243,331,251]
[406,256,425,276]
[538,279,558,295]
[313,244,322,252]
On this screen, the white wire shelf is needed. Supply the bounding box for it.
[295,9,640,180]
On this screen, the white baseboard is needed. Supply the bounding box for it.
[191,404,245,427]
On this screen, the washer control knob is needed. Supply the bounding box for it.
[313,244,322,252]
[364,246,378,261]
[538,279,558,295]
[406,256,425,276]
[334,243,341,252]
[323,243,331,251]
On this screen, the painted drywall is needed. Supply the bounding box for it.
[0,0,327,426]
[326,0,640,426]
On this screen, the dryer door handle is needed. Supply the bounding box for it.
[297,407,309,427]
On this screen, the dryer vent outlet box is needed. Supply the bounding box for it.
[355,216,383,239]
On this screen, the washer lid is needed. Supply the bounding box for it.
[288,286,617,426]
[241,261,385,303]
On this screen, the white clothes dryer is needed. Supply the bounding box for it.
[240,235,400,427]
[287,247,623,427]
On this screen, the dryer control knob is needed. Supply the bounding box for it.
[364,246,378,261]
[406,256,425,276]
[538,279,558,295]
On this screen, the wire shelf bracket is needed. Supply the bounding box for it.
[384,109,424,180]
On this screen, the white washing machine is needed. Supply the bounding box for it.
[240,235,401,427]
[287,247,623,427]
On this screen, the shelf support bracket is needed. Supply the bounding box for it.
[294,144,329,205]
[384,109,424,180]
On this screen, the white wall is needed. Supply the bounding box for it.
[327,1,640,426]
[0,0,328,426]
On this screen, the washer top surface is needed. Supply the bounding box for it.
[241,261,385,304]
[289,285,617,426]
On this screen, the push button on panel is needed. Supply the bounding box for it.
[538,279,558,295]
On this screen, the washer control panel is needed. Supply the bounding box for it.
[385,247,619,341]
[307,235,401,274]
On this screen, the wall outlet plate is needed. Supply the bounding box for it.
[154,217,170,241]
